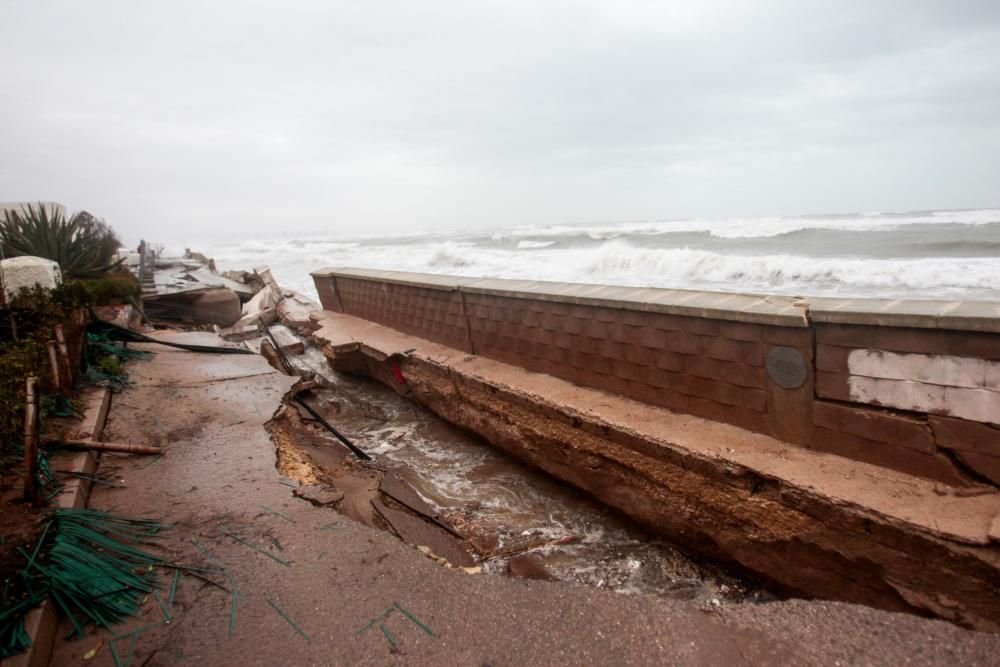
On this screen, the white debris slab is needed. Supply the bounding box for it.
[847,348,1000,424]
[1,256,62,301]
[848,349,989,389]
[848,376,947,414]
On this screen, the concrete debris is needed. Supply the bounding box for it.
[191,288,242,324]
[151,260,252,300]
[217,269,321,338]
[254,265,281,292]
[142,286,243,327]
[222,269,263,288]
[277,290,322,331]
[217,322,264,341]
[259,339,286,374]
[269,325,305,355]
[259,339,315,381]
[243,284,280,317]
[293,483,345,506]
[219,285,279,334]
[372,498,478,567]
[183,248,216,270]
[141,250,253,326]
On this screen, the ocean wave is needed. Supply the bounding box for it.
[426,241,475,268]
[574,242,1000,295]
[487,209,1000,242]
[202,211,1000,301]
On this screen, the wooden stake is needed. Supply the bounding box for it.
[24,377,39,503]
[47,340,62,393]
[52,439,162,456]
[54,324,73,389]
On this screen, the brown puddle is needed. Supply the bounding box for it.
[265,337,768,606]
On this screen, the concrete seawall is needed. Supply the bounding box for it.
[312,268,1000,488]
[308,267,1000,629]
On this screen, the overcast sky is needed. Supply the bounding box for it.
[2,1,999,243]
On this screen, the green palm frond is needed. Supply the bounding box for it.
[1,203,125,279]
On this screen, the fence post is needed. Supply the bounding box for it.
[23,377,39,503]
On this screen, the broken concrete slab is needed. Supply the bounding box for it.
[239,285,279,322]
[378,474,440,523]
[277,289,322,331]
[268,325,305,355]
[294,483,344,506]
[370,497,478,568]
[217,321,264,341]
[144,286,242,326]
[254,265,281,292]
[150,256,253,300]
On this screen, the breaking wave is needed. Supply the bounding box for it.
[489,209,1000,241]
[201,208,1000,301]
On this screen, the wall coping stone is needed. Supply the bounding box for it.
[809,298,1000,334]
[313,267,1000,333]
[312,267,810,327]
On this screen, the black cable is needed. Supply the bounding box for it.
[293,394,371,461]
[88,319,254,355]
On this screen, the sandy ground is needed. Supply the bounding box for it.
[48,332,1000,666]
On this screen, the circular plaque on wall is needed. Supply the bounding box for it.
[766,346,808,390]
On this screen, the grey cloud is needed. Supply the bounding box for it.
[1,1,998,242]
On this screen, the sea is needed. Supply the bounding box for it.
[196,208,1000,302]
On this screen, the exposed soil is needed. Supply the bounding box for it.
[0,492,44,589]
[270,375,760,605]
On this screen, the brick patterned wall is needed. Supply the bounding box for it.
[313,269,1000,487]
[463,292,771,433]
[335,277,472,353]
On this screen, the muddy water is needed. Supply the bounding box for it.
[289,342,761,605]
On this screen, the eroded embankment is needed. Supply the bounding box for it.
[268,400,479,568]
[305,312,1000,632]
[266,376,756,603]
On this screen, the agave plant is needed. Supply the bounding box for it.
[0,203,124,279]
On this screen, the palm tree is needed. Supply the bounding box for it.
[0,203,124,279]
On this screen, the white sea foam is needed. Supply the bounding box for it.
[199,208,1000,301]
[488,209,1000,241]
[516,240,557,249]
[208,238,999,301]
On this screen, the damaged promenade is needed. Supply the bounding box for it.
[47,330,791,665]
[40,325,1000,664]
